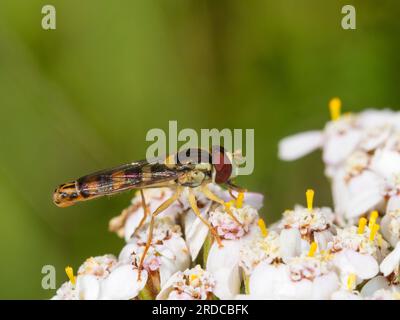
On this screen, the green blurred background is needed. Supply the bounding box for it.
[0,0,399,299]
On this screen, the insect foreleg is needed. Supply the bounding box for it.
[200,184,242,226]
[131,189,151,238]
[187,188,223,248]
[137,187,183,279]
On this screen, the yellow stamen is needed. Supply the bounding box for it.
[347,273,356,290]
[369,224,380,241]
[357,217,367,234]
[224,200,234,211]
[369,210,379,228]
[308,242,318,257]
[190,274,198,281]
[65,266,76,285]
[306,189,314,211]
[377,234,383,247]
[236,192,244,209]
[329,97,341,121]
[258,218,268,237]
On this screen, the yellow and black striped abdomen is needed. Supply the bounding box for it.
[53,161,181,207]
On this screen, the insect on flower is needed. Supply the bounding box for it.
[53,146,246,276]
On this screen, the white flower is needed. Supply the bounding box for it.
[367,288,400,300]
[380,242,400,282]
[109,188,182,241]
[278,205,335,251]
[119,218,190,287]
[52,255,147,300]
[205,204,259,299]
[183,185,264,261]
[206,240,242,299]
[381,208,400,247]
[328,221,391,288]
[156,265,216,300]
[241,254,339,300]
[239,231,283,276]
[99,265,147,300]
[330,225,388,261]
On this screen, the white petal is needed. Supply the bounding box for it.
[357,109,395,128]
[206,241,241,299]
[331,169,349,217]
[118,243,138,263]
[124,209,146,242]
[323,130,362,165]
[76,275,100,300]
[371,150,400,180]
[243,193,264,210]
[380,214,398,247]
[311,273,340,300]
[387,195,400,213]
[314,230,333,251]
[207,240,240,271]
[380,242,400,276]
[333,250,379,280]
[212,266,241,299]
[277,277,313,300]
[331,290,362,300]
[279,228,302,263]
[360,276,389,297]
[345,170,384,218]
[156,271,180,300]
[159,237,191,287]
[278,131,323,161]
[249,263,288,299]
[99,265,147,300]
[184,204,211,261]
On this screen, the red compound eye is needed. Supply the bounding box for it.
[211,146,232,184]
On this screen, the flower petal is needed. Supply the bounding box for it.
[380,242,400,277]
[206,240,241,299]
[99,265,147,300]
[278,131,323,161]
[279,228,302,263]
[333,250,379,280]
[76,275,100,300]
[371,150,400,180]
[360,275,389,297]
[323,130,362,165]
[184,203,212,261]
[345,170,384,219]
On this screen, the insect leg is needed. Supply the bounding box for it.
[200,184,242,226]
[137,187,183,279]
[133,189,150,236]
[187,188,223,248]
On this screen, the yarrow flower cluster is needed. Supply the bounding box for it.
[53,99,400,300]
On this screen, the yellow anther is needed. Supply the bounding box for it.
[357,217,367,234]
[369,224,380,241]
[377,234,383,247]
[236,192,244,209]
[65,266,76,285]
[306,189,314,211]
[329,97,342,121]
[190,274,198,282]
[369,210,379,228]
[308,242,318,257]
[224,200,234,211]
[347,273,356,290]
[258,218,268,237]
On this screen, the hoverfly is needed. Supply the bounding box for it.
[53,146,246,275]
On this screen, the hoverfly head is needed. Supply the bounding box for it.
[211,145,233,184]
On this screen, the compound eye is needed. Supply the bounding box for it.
[211,146,232,184]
